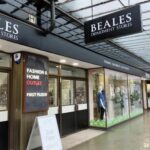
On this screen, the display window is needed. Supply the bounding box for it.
[105,69,129,127]
[89,68,143,128]
[128,75,143,118]
[89,68,106,128]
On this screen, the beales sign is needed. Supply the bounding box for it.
[84,5,142,44]
[0,17,19,41]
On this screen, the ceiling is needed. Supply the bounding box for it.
[0,0,150,72]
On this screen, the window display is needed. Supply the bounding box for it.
[0,72,8,111]
[105,69,129,127]
[89,68,106,128]
[89,68,143,129]
[48,78,58,107]
[128,75,143,117]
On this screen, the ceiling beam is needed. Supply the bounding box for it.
[10,0,36,14]
[67,0,116,14]
[118,0,127,7]
[58,26,82,34]
[56,0,75,5]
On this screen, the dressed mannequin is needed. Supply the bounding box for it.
[97,86,106,120]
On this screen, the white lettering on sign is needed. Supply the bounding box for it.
[0,18,19,40]
[27,68,47,75]
[27,93,47,97]
[90,12,133,36]
[104,60,130,71]
[26,74,39,80]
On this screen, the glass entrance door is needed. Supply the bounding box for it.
[0,72,9,150]
[75,80,88,130]
[61,79,88,135]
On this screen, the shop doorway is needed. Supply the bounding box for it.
[48,64,88,136]
[0,72,9,150]
[61,78,88,136]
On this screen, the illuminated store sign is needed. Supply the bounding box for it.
[0,18,19,41]
[84,5,142,44]
[23,54,49,112]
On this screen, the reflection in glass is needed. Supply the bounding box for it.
[128,75,143,118]
[61,65,86,78]
[49,62,59,75]
[48,78,58,107]
[0,73,8,111]
[61,80,74,106]
[75,81,86,104]
[105,69,129,127]
[0,53,11,68]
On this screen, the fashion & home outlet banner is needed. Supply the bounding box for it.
[23,54,49,112]
[84,5,142,44]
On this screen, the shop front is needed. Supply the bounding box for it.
[0,11,148,150]
[89,68,143,128]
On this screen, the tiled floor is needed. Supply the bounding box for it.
[70,111,150,150]
[61,129,105,150]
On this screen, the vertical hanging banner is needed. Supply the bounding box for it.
[23,54,49,112]
[84,5,142,44]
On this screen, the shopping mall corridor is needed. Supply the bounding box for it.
[71,111,150,150]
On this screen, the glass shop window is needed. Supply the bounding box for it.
[0,73,8,111]
[0,53,11,68]
[61,65,86,78]
[128,75,143,118]
[49,62,59,75]
[105,69,129,127]
[75,80,87,104]
[48,78,58,107]
[61,79,74,106]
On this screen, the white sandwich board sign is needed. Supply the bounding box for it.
[26,115,62,150]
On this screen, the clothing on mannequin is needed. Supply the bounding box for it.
[97,89,106,120]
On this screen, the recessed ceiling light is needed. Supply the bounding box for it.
[60,59,66,63]
[73,63,79,66]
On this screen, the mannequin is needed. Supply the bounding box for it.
[97,86,106,120]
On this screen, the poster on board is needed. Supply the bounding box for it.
[26,115,62,150]
[23,54,49,112]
